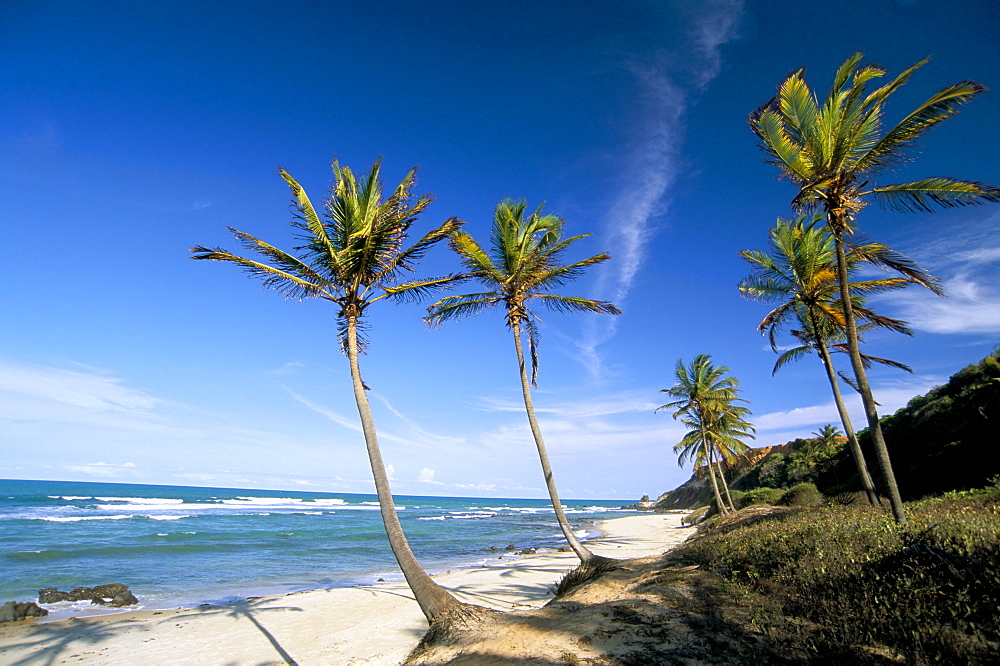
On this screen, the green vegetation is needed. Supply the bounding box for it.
[750,53,1000,525]
[425,198,620,564]
[675,481,1000,662]
[192,160,463,621]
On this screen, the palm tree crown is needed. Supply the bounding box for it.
[750,52,1000,230]
[426,198,620,384]
[739,215,940,364]
[192,159,461,347]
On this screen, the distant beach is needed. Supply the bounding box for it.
[0,512,693,664]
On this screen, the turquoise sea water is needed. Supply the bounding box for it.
[0,479,633,620]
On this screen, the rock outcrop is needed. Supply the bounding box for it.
[38,583,138,607]
[0,601,48,623]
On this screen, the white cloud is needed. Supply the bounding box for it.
[417,467,443,485]
[880,210,1000,335]
[754,375,944,438]
[67,461,139,478]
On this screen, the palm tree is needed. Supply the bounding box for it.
[191,159,462,622]
[658,355,754,516]
[739,216,940,505]
[749,53,1000,524]
[425,199,620,565]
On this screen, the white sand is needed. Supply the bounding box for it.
[0,512,695,665]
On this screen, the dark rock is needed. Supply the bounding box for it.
[516,548,536,555]
[489,546,499,551]
[38,584,138,607]
[504,544,516,551]
[38,588,72,603]
[0,601,48,623]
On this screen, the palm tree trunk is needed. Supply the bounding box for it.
[511,321,596,563]
[716,456,736,512]
[831,225,907,525]
[810,317,880,506]
[346,315,460,621]
[700,423,728,515]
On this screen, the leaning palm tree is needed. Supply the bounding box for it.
[750,54,1000,523]
[658,355,753,517]
[191,159,463,622]
[739,216,941,505]
[425,199,620,565]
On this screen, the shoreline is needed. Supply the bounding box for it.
[0,512,694,665]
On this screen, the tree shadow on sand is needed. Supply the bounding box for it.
[174,597,303,666]
[0,614,146,666]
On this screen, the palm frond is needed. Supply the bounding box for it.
[773,345,813,374]
[531,294,622,316]
[189,243,329,301]
[870,177,1000,213]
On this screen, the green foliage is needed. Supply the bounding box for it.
[779,482,823,507]
[676,486,1000,662]
[738,487,783,508]
[845,349,1000,498]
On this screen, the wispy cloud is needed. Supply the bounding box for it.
[578,1,743,377]
[0,358,163,425]
[281,384,363,433]
[880,210,1000,335]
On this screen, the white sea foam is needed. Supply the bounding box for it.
[148,515,189,521]
[96,497,185,504]
[42,514,134,522]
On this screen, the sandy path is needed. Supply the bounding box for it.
[0,512,694,665]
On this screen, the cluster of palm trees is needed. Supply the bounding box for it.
[657,355,754,516]
[192,163,620,621]
[737,53,999,526]
[190,52,999,624]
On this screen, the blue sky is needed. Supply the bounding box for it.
[2,0,998,500]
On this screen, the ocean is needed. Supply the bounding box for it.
[0,479,635,621]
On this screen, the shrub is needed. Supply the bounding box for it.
[673,488,1000,663]
[779,482,823,507]
[738,487,783,508]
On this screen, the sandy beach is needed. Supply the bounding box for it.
[0,512,694,665]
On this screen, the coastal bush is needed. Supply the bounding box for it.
[673,484,1000,662]
[778,482,822,506]
[738,487,783,508]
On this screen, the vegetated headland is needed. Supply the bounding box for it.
[410,348,1000,664]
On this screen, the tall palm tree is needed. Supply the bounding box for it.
[191,159,463,622]
[658,355,754,517]
[749,53,1000,524]
[425,199,620,564]
[739,216,940,505]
